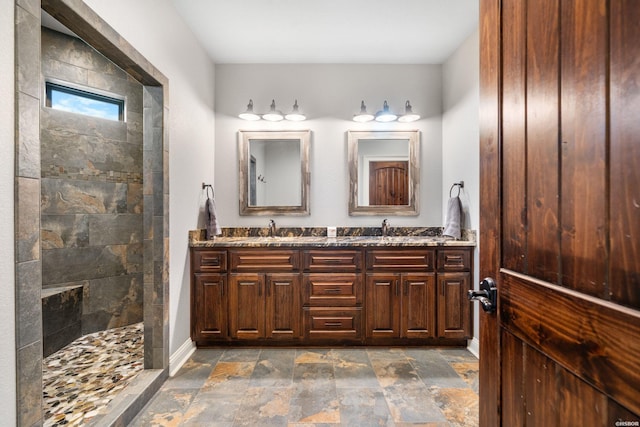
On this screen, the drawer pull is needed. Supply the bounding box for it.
[324,322,343,327]
[324,288,342,293]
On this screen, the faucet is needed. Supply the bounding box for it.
[381,218,389,237]
[268,219,276,237]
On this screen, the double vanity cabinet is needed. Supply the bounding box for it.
[190,237,474,347]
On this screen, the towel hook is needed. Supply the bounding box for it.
[202,182,214,199]
[449,181,464,198]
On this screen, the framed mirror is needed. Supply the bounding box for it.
[238,130,310,215]
[348,130,420,216]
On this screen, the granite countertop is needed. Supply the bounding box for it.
[189,228,476,248]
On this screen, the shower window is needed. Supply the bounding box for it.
[45,80,125,121]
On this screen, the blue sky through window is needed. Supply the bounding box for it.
[48,83,123,121]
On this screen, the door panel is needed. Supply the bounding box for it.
[265,273,301,339]
[402,273,435,338]
[365,273,400,338]
[500,332,524,426]
[500,271,640,415]
[501,0,527,273]
[610,0,640,308]
[560,0,608,296]
[193,273,227,340]
[525,0,560,285]
[229,273,264,339]
[480,0,640,424]
[368,161,408,205]
[436,273,469,339]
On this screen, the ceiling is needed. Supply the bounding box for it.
[170,0,479,64]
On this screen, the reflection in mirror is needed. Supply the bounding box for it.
[239,130,310,215]
[348,130,420,216]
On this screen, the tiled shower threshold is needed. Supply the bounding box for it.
[42,322,167,426]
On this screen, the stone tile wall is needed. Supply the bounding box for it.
[41,285,82,357]
[40,27,144,338]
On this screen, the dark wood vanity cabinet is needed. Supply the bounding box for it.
[365,249,437,340]
[302,249,363,341]
[436,249,472,339]
[190,244,473,346]
[228,250,301,341]
[191,249,228,342]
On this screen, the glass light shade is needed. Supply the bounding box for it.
[238,99,261,121]
[353,100,374,122]
[374,100,397,122]
[397,100,420,122]
[285,100,306,121]
[262,99,284,121]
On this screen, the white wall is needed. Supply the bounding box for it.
[442,28,480,342]
[83,0,216,360]
[0,0,17,419]
[214,64,444,228]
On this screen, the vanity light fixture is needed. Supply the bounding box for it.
[352,100,420,123]
[353,100,375,122]
[239,99,306,121]
[238,99,261,121]
[397,100,421,122]
[262,99,284,121]
[284,99,306,121]
[374,100,398,122]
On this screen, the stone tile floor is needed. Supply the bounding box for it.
[42,322,144,426]
[131,347,479,426]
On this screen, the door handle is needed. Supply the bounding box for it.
[468,277,497,313]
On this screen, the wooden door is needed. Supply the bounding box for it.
[479,0,640,425]
[265,273,301,339]
[192,273,227,340]
[229,273,265,339]
[368,161,408,205]
[365,273,401,338]
[401,273,435,338]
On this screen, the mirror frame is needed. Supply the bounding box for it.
[238,130,311,216]
[348,130,420,216]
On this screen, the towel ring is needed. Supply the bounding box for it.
[449,182,464,198]
[202,182,214,199]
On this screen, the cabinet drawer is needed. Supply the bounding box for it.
[304,307,362,340]
[366,249,435,271]
[230,249,299,272]
[303,273,362,306]
[437,250,471,272]
[303,250,362,272]
[192,249,227,273]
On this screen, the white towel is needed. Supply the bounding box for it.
[443,196,462,240]
[205,197,221,239]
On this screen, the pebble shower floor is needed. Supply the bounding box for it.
[42,322,144,426]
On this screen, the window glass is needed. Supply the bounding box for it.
[45,82,124,121]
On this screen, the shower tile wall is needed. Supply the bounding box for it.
[40,27,143,356]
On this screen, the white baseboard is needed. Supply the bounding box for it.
[467,337,480,359]
[169,339,196,377]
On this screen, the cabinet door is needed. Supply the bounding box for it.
[437,273,471,339]
[229,273,265,339]
[192,273,227,340]
[401,273,436,338]
[265,273,301,340]
[365,273,401,338]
